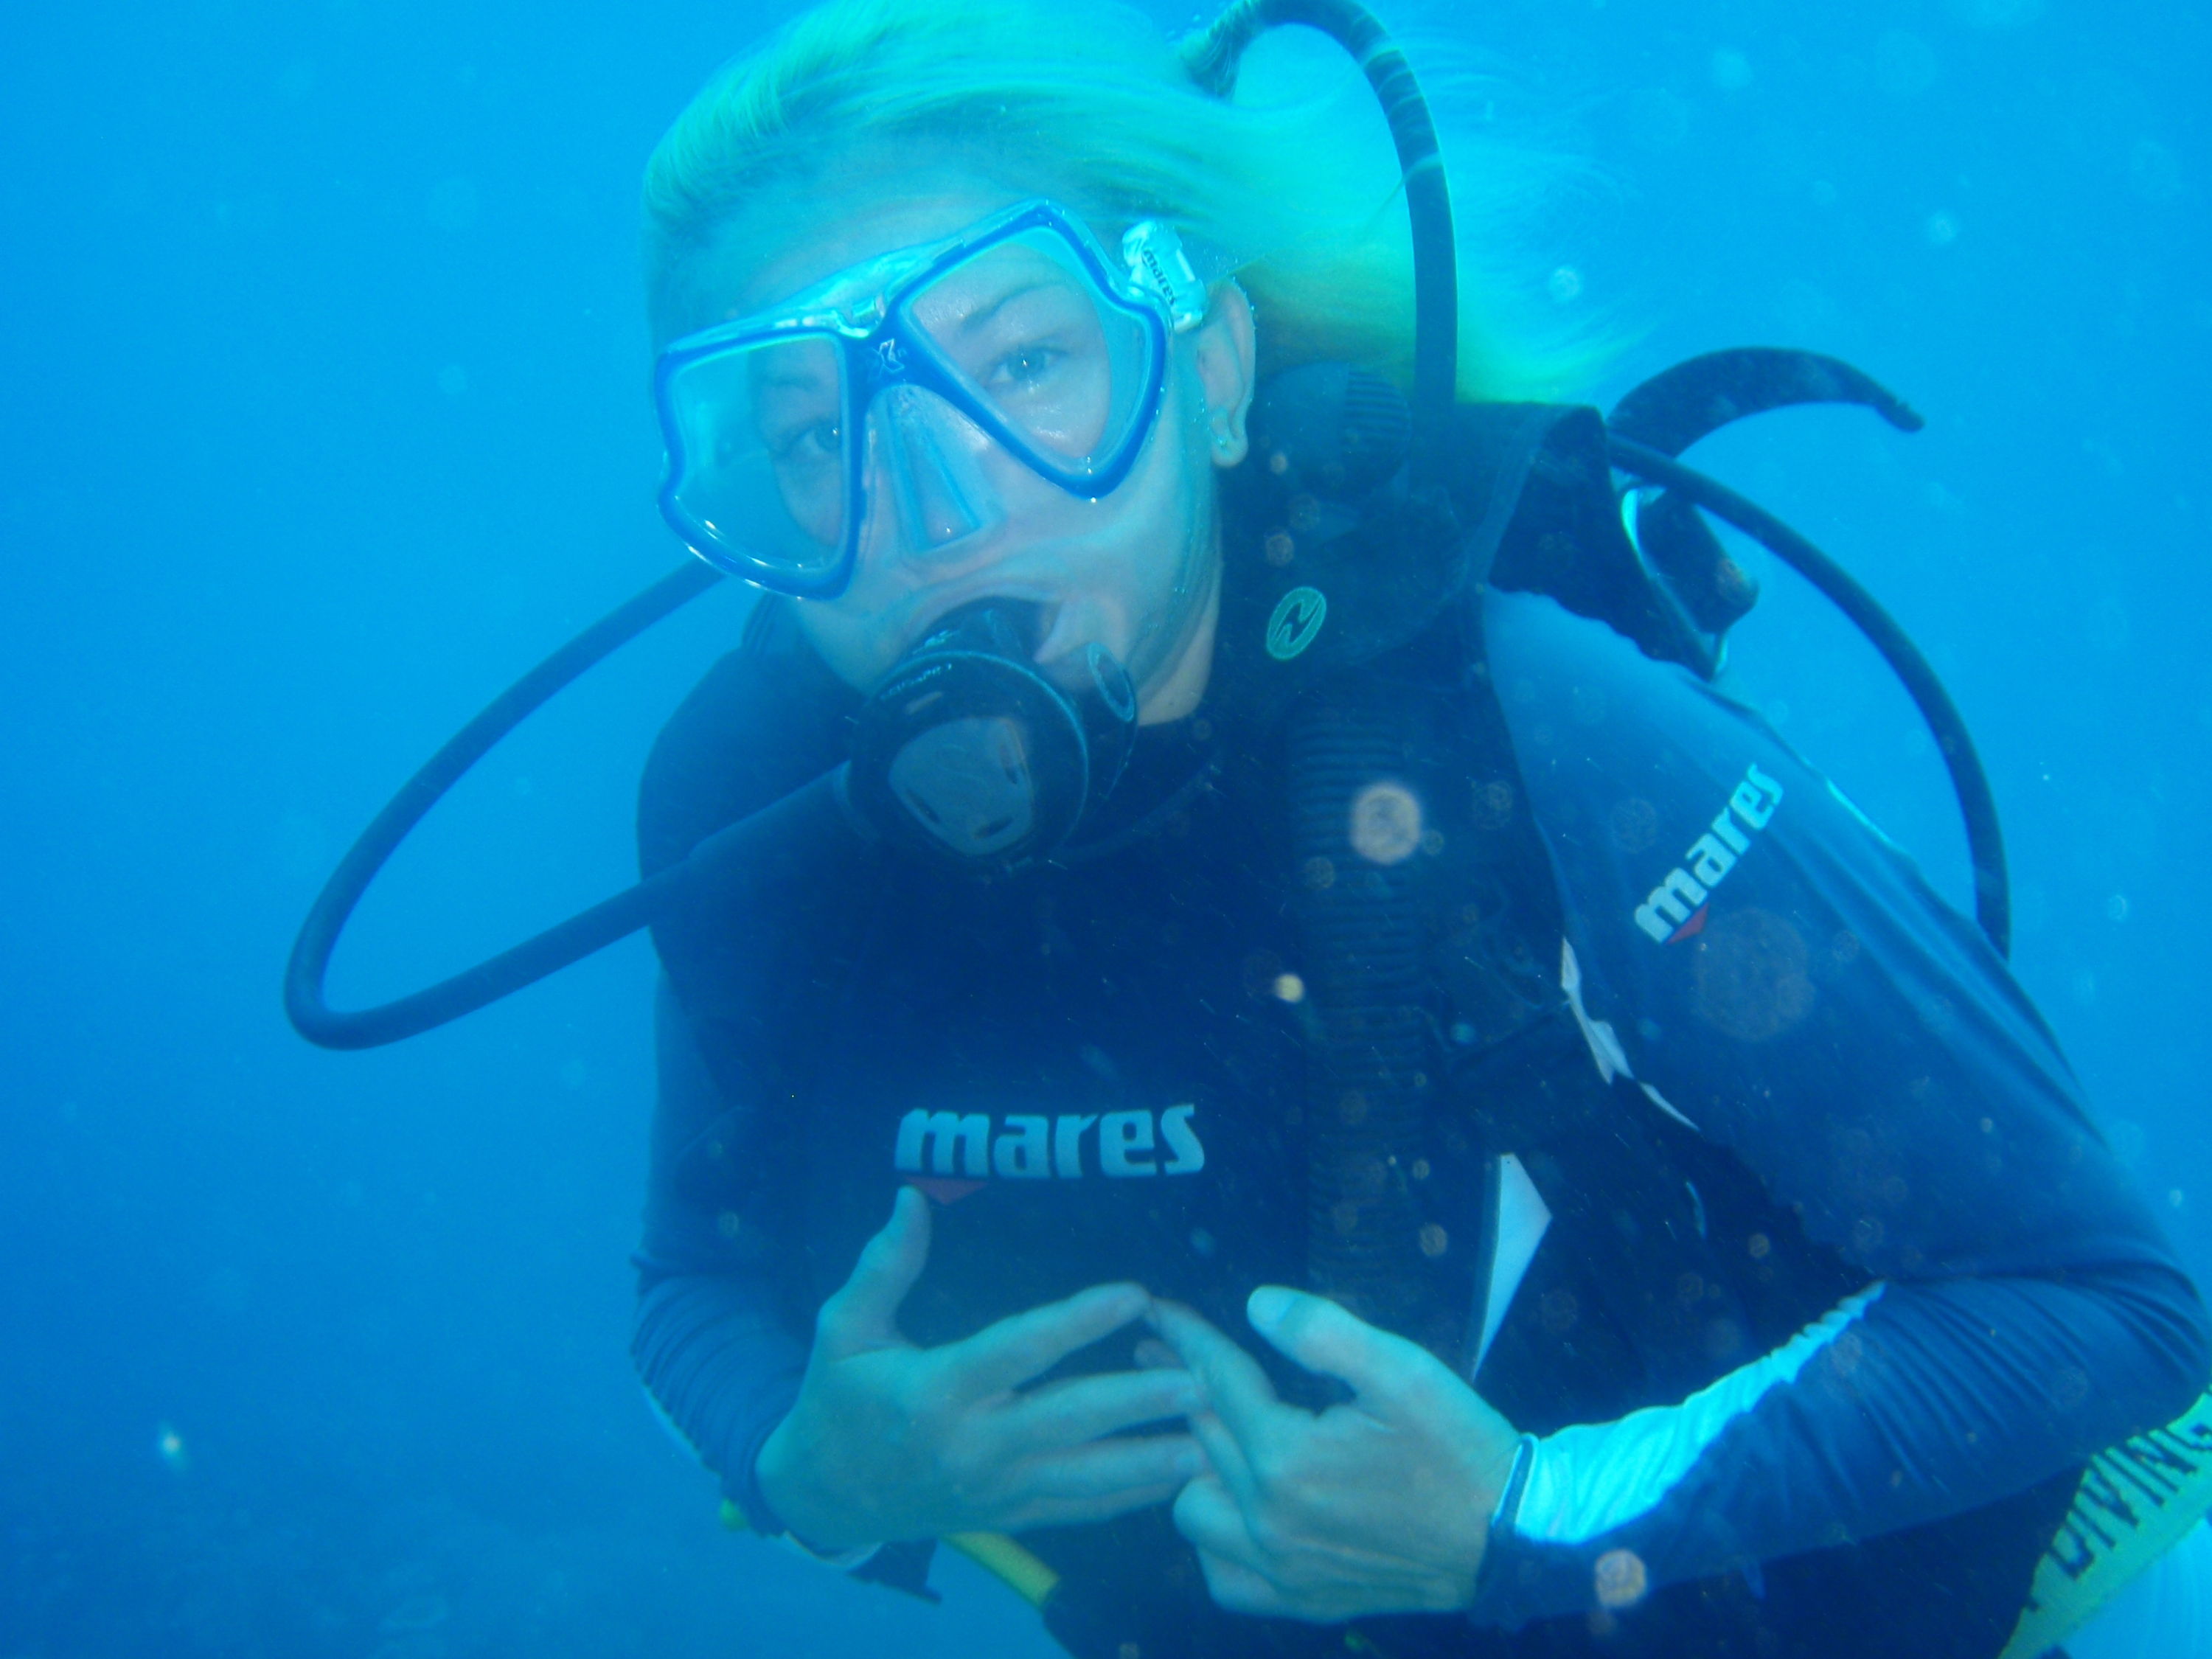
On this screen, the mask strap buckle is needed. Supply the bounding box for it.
[1121,220,1208,332]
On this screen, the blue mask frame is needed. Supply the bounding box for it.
[653,200,1186,600]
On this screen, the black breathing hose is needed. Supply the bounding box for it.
[284,560,723,1048]
[1607,435,2011,957]
[1186,0,1458,489]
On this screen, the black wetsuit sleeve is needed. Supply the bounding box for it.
[630,975,809,1534]
[1470,588,2211,1627]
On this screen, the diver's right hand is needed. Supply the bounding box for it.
[754,1185,1206,1551]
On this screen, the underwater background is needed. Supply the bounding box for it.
[1,0,2205,1652]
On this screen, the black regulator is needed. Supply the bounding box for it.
[846,601,1138,870]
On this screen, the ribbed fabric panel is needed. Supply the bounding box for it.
[630,1273,807,1527]
[1285,681,1437,1341]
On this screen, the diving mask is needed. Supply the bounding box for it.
[654,201,1209,599]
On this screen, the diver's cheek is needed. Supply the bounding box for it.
[793,597,903,694]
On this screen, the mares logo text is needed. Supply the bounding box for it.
[1634,763,1784,944]
[894,1105,1206,1180]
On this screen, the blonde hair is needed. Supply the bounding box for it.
[642,0,1598,401]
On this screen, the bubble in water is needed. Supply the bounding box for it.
[157,1423,189,1473]
[1349,782,1422,866]
[1608,796,1658,855]
[1595,1548,1649,1608]
[1691,909,1815,1041]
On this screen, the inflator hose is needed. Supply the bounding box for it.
[285,560,723,1048]
[1607,434,2011,957]
[1186,0,1457,489]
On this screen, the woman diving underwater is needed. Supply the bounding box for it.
[287,1,2212,1653]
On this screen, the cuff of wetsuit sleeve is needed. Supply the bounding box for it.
[1467,1436,1593,1630]
[728,1425,886,1572]
[723,1416,792,1539]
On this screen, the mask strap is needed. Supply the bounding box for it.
[1121,220,1210,332]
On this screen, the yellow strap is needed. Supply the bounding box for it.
[719,1503,1060,1610]
[944,1531,1062,1608]
[2001,1390,2212,1659]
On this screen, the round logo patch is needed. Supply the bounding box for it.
[1265,585,1328,661]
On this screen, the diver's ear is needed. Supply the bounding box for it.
[1194,280,1256,469]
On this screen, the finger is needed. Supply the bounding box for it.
[1001,1367,1201,1455]
[1194,1548,1290,1618]
[1133,1337,1185,1371]
[1021,1431,1206,1503]
[1245,1285,1436,1416]
[815,1186,931,1357]
[949,1281,1150,1397]
[1185,1408,1256,1509]
[1147,1300,1293,1448]
[1005,1478,1200,1532]
[1171,1472,1263,1572]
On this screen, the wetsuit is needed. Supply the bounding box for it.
[630,406,2209,1658]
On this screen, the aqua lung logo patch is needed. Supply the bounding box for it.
[1265,586,1327,661]
[895,1106,1206,1190]
[1634,763,1784,943]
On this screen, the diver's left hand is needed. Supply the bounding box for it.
[1147,1290,1520,1622]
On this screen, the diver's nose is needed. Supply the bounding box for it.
[864,386,1002,564]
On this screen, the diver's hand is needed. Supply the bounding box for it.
[1150,1290,1520,1621]
[755,1186,1206,1550]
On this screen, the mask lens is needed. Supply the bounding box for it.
[663,333,849,580]
[902,227,1155,481]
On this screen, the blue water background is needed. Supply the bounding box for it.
[1,0,2204,1652]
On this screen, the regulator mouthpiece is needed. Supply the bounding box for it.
[846,601,1137,872]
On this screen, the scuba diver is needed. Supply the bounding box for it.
[283,0,2212,1652]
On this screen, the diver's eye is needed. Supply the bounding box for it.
[986,344,1067,390]
[772,419,843,463]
